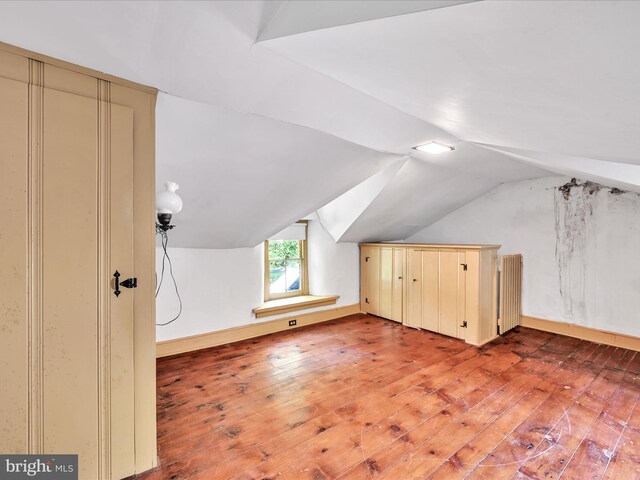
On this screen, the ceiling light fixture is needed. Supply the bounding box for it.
[413,141,455,154]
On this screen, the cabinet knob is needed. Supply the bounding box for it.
[398,276,403,279]
[413,278,417,282]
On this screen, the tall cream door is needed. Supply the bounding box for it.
[0,44,157,480]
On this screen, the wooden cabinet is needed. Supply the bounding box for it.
[361,243,499,346]
[360,245,405,323]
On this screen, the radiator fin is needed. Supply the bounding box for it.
[499,254,522,334]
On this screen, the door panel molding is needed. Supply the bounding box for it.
[27,58,45,454]
[97,78,112,480]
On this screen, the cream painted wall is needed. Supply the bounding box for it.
[406,176,640,337]
[155,219,360,342]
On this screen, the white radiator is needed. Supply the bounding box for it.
[499,254,523,334]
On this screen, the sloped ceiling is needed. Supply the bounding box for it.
[157,94,398,248]
[0,1,638,246]
[257,0,475,41]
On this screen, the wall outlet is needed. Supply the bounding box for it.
[288,320,297,327]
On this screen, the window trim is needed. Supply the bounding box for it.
[264,220,309,301]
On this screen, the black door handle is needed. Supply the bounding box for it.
[114,270,137,297]
[121,277,137,289]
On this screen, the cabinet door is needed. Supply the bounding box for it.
[391,248,405,323]
[405,249,422,328]
[362,246,381,315]
[379,248,393,320]
[421,251,439,332]
[360,246,371,313]
[457,251,467,340]
[439,250,461,338]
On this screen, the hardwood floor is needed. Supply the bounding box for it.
[135,314,640,480]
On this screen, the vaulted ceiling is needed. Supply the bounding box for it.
[1,1,638,247]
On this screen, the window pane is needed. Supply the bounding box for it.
[268,239,300,260]
[284,260,301,293]
[269,261,286,294]
[269,259,301,294]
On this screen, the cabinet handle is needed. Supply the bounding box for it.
[398,276,403,279]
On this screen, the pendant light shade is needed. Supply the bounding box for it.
[156,181,183,233]
[156,181,183,214]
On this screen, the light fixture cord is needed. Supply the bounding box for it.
[155,230,183,326]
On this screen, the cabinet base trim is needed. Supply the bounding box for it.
[466,334,499,347]
[400,322,497,347]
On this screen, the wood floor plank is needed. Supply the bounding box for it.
[603,395,640,479]
[603,422,640,479]
[615,349,635,371]
[625,351,640,374]
[558,414,624,480]
[374,371,557,479]
[134,315,640,480]
[577,368,626,413]
[426,381,563,479]
[516,402,599,480]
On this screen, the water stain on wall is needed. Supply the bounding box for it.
[553,178,633,321]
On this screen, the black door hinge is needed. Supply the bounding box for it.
[365,298,370,304]
[460,320,468,328]
[460,263,468,271]
[365,256,370,262]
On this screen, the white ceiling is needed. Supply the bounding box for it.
[1,1,638,247]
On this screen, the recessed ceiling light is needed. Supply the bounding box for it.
[413,141,455,154]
